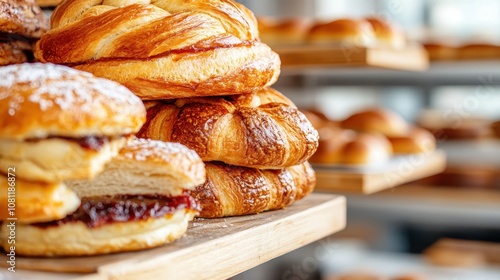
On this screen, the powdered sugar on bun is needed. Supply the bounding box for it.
[0,63,146,139]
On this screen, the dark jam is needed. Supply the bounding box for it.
[25,136,108,151]
[33,194,200,228]
[77,136,107,151]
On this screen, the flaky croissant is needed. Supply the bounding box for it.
[138,88,319,169]
[190,161,315,218]
[34,0,280,100]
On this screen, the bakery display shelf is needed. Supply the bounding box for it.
[313,150,446,194]
[0,193,346,280]
[273,44,429,71]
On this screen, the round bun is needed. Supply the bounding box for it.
[0,63,146,140]
[0,175,80,223]
[0,136,126,183]
[341,108,409,137]
[387,127,436,154]
[308,18,375,47]
[341,132,393,165]
[258,17,310,45]
[1,209,196,256]
[365,17,405,49]
[309,126,356,164]
[66,138,206,198]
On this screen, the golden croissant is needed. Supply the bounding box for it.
[138,88,320,168]
[35,0,281,100]
[190,161,315,218]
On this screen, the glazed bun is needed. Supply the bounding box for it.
[309,126,356,164]
[308,18,375,47]
[3,207,197,256]
[66,138,206,198]
[0,63,146,140]
[341,108,409,137]
[387,127,436,154]
[0,175,80,223]
[365,17,405,49]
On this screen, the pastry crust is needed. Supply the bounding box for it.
[1,209,197,256]
[0,0,49,38]
[0,136,126,183]
[138,88,319,169]
[189,162,315,218]
[66,138,206,197]
[0,63,146,140]
[35,1,280,99]
[0,175,80,223]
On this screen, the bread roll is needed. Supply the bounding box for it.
[309,126,356,164]
[340,132,393,165]
[138,88,319,169]
[190,162,315,218]
[365,17,405,49]
[0,175,80,223]
[387,127,436,154]
[307,18,375,47]
[66,138,206,198]
[258,17,310,45]
[35,0,281,100]
[341,108,409,137]
[0,63,146,182]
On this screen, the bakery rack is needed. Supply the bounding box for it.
[273,44,429,71]
[0,193,345,280]
[313,150,446,194]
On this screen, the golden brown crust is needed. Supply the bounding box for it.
[341,108,409,137]
[0,175,80,223]
[365,17,405,49]
[0,63,146,139]
[340,132,393,165]
[423,42,457,60]
[0,42,28,65]
[35,1,279,99]
[309,126,356,164]
[387,127,436,154]
[307,18,375,47]
[189,162,315,218]
[0,0,49,38]
[2,209,197,256]
[138,88,319,168]
[257,17,310,45]
[458,43,500,59]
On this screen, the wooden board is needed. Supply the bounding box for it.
[0,193,345,280]
[314,150,446,194]
[273,44,429,71]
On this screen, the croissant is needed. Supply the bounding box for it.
[34,0,280,100]
[138,88,319,169]
[190,161,315,218]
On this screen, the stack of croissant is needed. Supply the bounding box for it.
[35,0,320,218]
